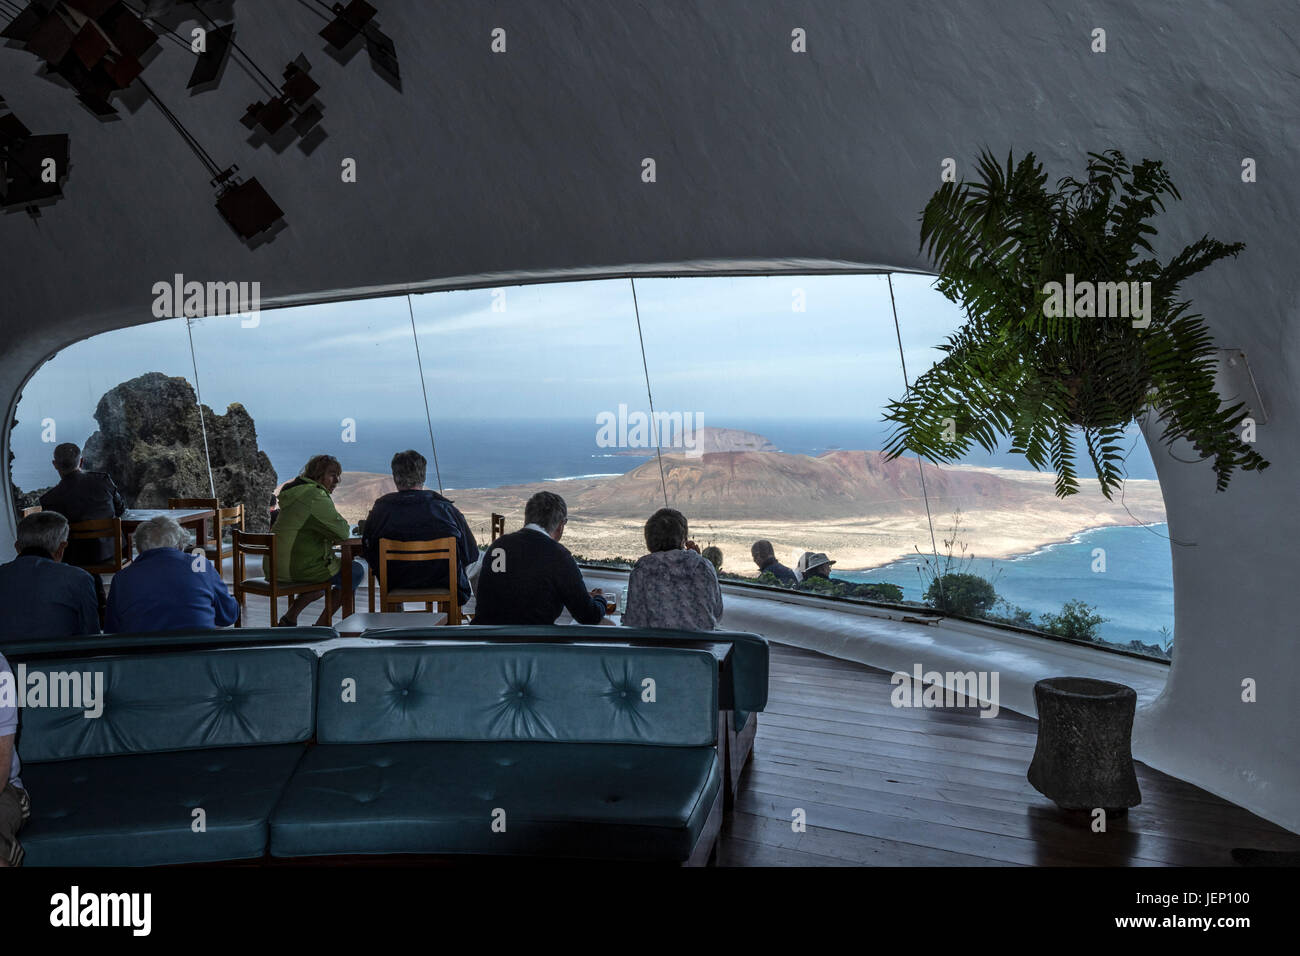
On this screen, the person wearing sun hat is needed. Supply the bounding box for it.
[796,551,836,581]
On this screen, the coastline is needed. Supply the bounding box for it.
[325,467,1167,576]
[850,520,1171,577]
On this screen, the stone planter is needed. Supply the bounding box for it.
[1027,677,1142,812]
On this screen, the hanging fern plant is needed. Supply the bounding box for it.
[882,149,1269,498]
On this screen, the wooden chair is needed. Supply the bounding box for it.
[491,513,505,540]
[232,529,334,627]
[370,537,460,624]
[199,504,243,577]
[19,506,41,518]
[67,518,130,575]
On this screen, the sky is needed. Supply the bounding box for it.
[11,272,1156,484]
[15,272,962,428]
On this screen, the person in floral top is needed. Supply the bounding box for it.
[622,508,723,631]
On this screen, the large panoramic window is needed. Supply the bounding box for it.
[9,273,1172,659]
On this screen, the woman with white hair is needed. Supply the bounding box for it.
[105,515,240,633]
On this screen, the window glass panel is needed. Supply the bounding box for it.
[10,318,194,502]
[9,272,1173,659]
[890,276,1174,657]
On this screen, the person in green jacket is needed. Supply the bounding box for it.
[267,454,362,626]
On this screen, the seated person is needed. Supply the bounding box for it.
[362,450,478,607]
[106,515,239,632]
[751,539,799,586]
[622,508,723,631]
[37,442,126,613]
[0,651,29,867]
[701,545,723,571]
[268,455,361,626]
[0,511,99,641]
[471,491,606,626]
[797,551,836,582]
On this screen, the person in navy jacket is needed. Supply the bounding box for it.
[0,511,99,642]
[105,515,238,633]
[362,450,478,605]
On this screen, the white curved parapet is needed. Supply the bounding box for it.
[583,568,1167,718]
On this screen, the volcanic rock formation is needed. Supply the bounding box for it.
[82,372,277,531]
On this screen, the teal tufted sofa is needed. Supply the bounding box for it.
[17,646,318,866]
[10,634,727,865]
[370,624,769,805]
[271,643,723,863]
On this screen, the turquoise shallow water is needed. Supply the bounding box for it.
[839,523,1175,649]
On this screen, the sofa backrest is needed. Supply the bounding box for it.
[360,624,769,723]
[0,626,337,663]
[18,647,318,763]
[316,643,717,747]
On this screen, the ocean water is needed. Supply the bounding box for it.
[840,523,1175,650]
[9,416,1158,491]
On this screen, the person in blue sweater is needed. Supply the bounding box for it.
[106,515,239,633]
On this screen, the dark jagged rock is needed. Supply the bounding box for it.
[9,413,49,517]
[14,486,49,512]
[82,372,276,531]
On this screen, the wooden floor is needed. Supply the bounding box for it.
[230,586,1300,866]
[715,643,1300,866]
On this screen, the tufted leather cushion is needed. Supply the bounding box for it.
[269,740,720,861]
[20,744,306,865]
[19,648,318,762]
[316,644,717,747]
[364,624,769,726]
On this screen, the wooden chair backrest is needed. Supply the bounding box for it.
[232,528,274,558]
[378,538,457,584]
[217,504,244,531]
[67,517,125,569]
[168,497,220,510]
[68,517,120,539]
[378,537,459,620]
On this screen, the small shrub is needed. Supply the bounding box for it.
[990,598,1035,627]
[1038,600,1107,641]
[924,572,998,618]
[796,576,905,603]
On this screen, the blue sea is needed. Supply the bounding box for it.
[9,416,1158,492]
[9,416,1172,648]
[840,523,1175,650]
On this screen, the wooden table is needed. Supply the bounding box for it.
[122,508,214,558]
[336,611,447,636]
[337,536,363,616]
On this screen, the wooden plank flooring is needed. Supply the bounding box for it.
[220,587,1300,866]
[715,643,1300,866]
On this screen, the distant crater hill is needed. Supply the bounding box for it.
[578,448,1043,520]
[614,426,777,456]
[434,430,1165,525]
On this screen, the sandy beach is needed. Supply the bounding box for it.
[326,462,1167,575]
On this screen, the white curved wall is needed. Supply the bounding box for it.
[1,1,1296,831]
